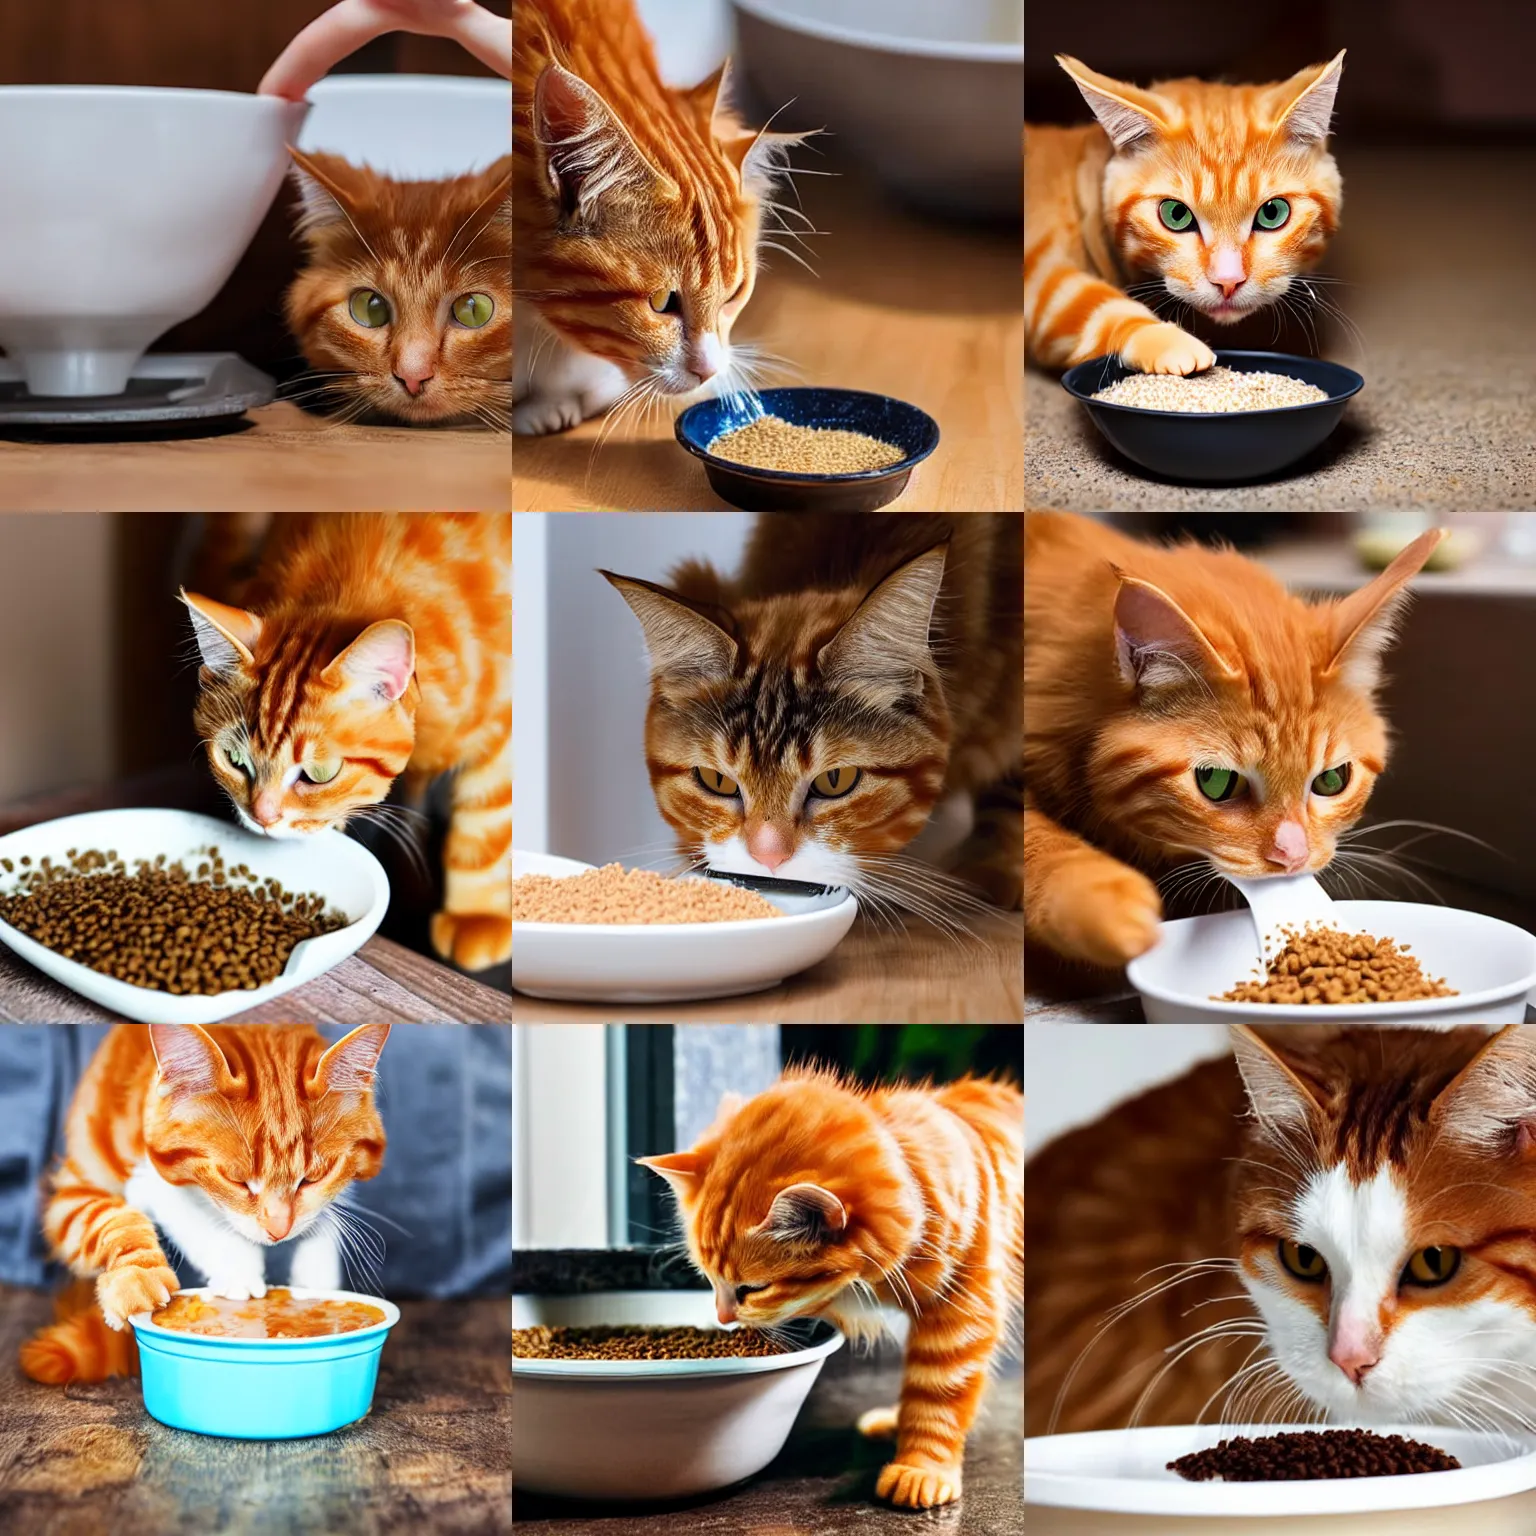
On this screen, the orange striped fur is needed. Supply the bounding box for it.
[1025,53,1344,372]
[21,1024,388,1386]
[641,1071,1023,1510]
[183,512,512,972]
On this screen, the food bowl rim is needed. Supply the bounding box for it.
[512,1318,846,1379]
[130,1285,400,1346]
[0,85,305,109]
[1061,348,1365,419]
[731,0,1023,63]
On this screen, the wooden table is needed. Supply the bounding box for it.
[513,160,1023,512]
[0,1285,510,1536]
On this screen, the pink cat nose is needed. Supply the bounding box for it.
[1266,819,1310,873]
[260,1200,294,1242]
[1328,1337,1381,1387]
[1215,277,1247,300]
[746,824,791,873]
[393,367,434,397]
[252,791,283,828]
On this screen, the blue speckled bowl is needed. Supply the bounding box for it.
[675,386,939,510]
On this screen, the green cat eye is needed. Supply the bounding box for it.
[302,761,341,785]
[1194,765,1242,802]
[1311,763,1352,797]
[452,292,495,329]
[695,767,739,796]
[1158,199,1196,232]
[224,742,251,774]
[1279,1240,1327,1282]
[348,289,391,328]
[811,767,860,798]
[1403,1246,1461,1287]
[1255,197,1291,231]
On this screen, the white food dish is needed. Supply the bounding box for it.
[0,809,388,1024]
[1127,900,1536,1025]
[512,850,858,1004]
[1227,871,1337,965]
[0,87,306,397]
[513,1289,843,1500]
[1026,1424,1536,1532]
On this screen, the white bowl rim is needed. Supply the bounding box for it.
[305,73,510,95]
[512,1320,845,1379]
[130,1285,400,1345]
[731,0,1024,64]
[0,85,304,106]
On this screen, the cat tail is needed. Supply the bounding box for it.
[19,1279,139,1384]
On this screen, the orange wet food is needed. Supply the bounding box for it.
[150,1288,385,1339]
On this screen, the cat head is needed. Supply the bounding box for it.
[603,544,951,887]
[1095,529,1443,880]
[1058,52,1345,324]
[1230,1024,1536,1426]
[285,150,511,427]
[182,588,417,839]
[639,1073,922,1327]
[143,1023,388,1248]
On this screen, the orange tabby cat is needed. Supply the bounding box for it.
[1025,53,1344,373]
[1024,512,1443,968]
[20,1023,388,1385]
[642,1070,1023,1509]
[182,512,511,972]
[286,149,511,427]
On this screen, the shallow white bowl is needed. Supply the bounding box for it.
[513,1289,843,1500]
[512,850,858,1004]
[1026,1424,1536,1532]
[0,87,307,396]
[0,808,388,1024]
[1126,900,1536,1025]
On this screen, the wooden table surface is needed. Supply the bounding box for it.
[513,161,1023,513]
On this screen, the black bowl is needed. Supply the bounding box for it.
[1060,349,1363,484]
[675,387,939,511]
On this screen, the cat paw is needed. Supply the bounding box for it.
[1122,322,1216,376]
[97,1262,178,1330]
[1051,862,1163,969]
[876,1458,963,1509]
[512,394,588,436]
[207,1276,267,1303]
[431,911,512,971]
[857,1406,900,1440]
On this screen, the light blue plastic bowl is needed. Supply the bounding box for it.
[130,1287,400,1439]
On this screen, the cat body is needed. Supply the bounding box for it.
[20,1023,388,1385]
[605,513,1023,913]
[183,512,512,972]
[1023,511,1442,968]
[642,1070,1023,1509]
[1025,53,1344,373]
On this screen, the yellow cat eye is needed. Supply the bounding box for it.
[811,767,860,798]
[650,288,680,315]
[301,760,341,785]
[348,289,391,328]
[1278,1240,1328,1281]
[1403,1246,1461,1286]
[695,767,739,796]
[452,292,495,328]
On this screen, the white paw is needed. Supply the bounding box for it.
[513,393,588,436]
[207,1276,267,1302]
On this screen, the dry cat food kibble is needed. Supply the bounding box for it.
[709,415,904,474]
[1170,1429,1461,1482]
[1218,925,1457,1005]
[152,1288,385,1339]
[1091,366,1328,413]
[513,863,781,925]
[0,847,346,995]
[512,1325,785,1360]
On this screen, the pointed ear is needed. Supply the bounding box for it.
[602,571,738,683]
[817,544,946,707]
[1113,572,1241,692]
[306,1024,390,1099]
[1323,527,1444,691]
[1267,50,1346,144]
[751,1182,848,1246]
[637,1151,703,1202]
[1230,1026,1322,1139]
[1056,54,1176,149]
[695,60,811,197]
[181,589,260,675]
[1430,1026,1536,1153]
[287,147,366,240]
[149,1025,240,1101]
[322,620,416,703]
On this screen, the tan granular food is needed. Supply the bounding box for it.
[512,1325,784,1360]
[1091,366,1328,413]
[709,415,904,474]
[1218,924,1456,1005]
[513,863,781,925]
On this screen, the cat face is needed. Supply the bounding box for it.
[1060,54,1344,324]
[183,589,417,839]
[144,1024,387,1248]
[285,151,511,427]
[1230,1026,1536,1428]
[604,545,952,887]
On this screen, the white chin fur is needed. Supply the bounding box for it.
[232,807,306,841]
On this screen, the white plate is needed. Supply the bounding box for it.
[1126,900,1536,1025]
[512,850,857,1003]
[0,808,388,1024]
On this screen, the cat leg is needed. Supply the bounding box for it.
[289,1220,343,1292]
[125,1159,267,1303]
[19,1279,141,1384]
[951,772,1024,910]
[513,302,629,436]
[857,1406,900,1439]
[431,718,512,971]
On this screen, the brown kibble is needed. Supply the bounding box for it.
[1218,924,1456,1006]
[709,415,904,474]
[511,1325,785,1361]
[1170,1428,1459,1481]
[513,864,781,925]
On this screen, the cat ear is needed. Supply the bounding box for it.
[692,59,811,196]
[1267,50,1346,145]
[637,1151,703,1201]
[149,1025,240,1101]
[1429,1026,1536,1152]
[751,1183,848,1246]
[817,543,946,707]
[322,620,416,703]
[602,572,738,682]
[1113,572,1241,692]
[1230,1026,1323,1138]
[287,147,367,239]
[307,1024,390,1099]
[1322,527,1445,691]
[1056,55,1176,149]
[181,589,260,675]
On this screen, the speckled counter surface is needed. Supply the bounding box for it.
[1026,147,1536,510]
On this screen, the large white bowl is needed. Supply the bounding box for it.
[1126,900,1536,1026]
[512,850,858,1004]
[0,808,388,1024]
[513,1289,843,1500]
[0,87,307,397]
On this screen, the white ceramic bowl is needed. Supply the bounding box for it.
[1126,901,1536,1025]
[512,850,858,1004]
[730,0,1023,218]
[0,808,388,1024]
[513,1289,844,1500]
[1026,1424,1536,1533]
[297,74,510,179]
[0,87,307,397]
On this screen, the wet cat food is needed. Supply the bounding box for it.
[513,864,780,925]
[1218,925,1456,1005]
[151,1288,385,1339]
[709,416,904,474]
[1091,366,1328,413]
[0,847,346,994]
[1170,1429,1460,1482]
[512,1325,785,1360]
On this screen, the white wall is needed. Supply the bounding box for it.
[512,512,548,855]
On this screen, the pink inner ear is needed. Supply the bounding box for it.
[1517,1123,1536,1156]
[328,621,415,702]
